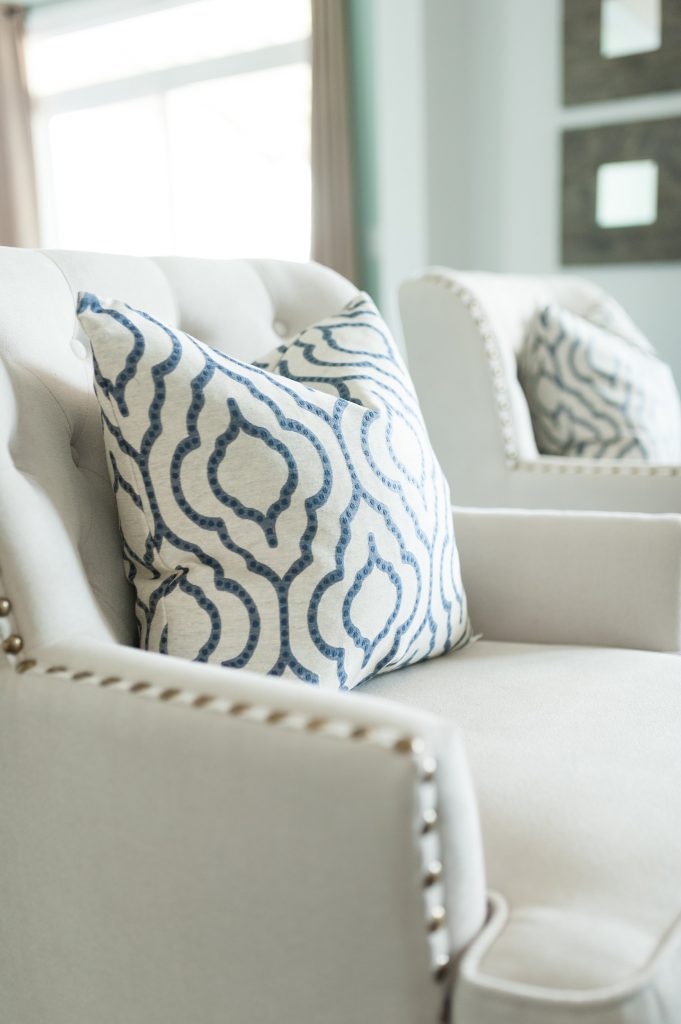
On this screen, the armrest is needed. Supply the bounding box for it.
[507,457,681,515]
[453,506,681,651]
[0,641,486,1024]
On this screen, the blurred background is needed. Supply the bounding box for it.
[1,0,680,381]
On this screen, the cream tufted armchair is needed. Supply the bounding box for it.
[400,268,681,512]
[1,247,681,1024]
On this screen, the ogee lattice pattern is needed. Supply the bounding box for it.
[78,292,469,689]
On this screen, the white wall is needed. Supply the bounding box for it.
[352,0,428,344]
[424,0,681,385]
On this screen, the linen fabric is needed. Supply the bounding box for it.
[518,303,681,461]
[583,291,655,353]
[365,638,681,1024]
[77,291,469,689]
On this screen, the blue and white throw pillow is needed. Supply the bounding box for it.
[518,304,681,461]
[78,291,470,689]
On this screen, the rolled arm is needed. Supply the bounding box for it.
[0,641,486,1024]
[454,506,681,652]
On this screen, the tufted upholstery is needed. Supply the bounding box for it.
[2,248,681,1024]
[0,248,355,653]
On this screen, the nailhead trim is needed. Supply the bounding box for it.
[424,860,443,887]
[0,583,22,660]
[433,953,451,983]
[422,272,520,466]
[421,755,437,782]
[422,272,681,477]
[516,457,681,477]
[421,808,438,834]
[428,905,447,933]
[2,634,23,655]
[11,655,454,983]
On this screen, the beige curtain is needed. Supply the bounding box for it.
[0,5,39,247]
[311,0,357,283]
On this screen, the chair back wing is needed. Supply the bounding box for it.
[0,247,355,652]
[400,268,614,505]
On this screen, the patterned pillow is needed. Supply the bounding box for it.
[78,291,470,689]
[583,294,654,354]
[518,304,681,461]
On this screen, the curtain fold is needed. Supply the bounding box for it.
[311,0,357,284]
[0,5,39,248]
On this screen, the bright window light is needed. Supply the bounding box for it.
[167,66,311,260]
[26,0,311,261]
[26,0,311,96]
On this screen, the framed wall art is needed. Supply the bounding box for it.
[564,0,681,104]
[562,115,681,264]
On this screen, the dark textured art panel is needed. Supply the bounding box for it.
[562,117,681,264]
[564,0,681,104]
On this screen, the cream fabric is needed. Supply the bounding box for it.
[2,246,681,1024]
[454,506,681,652]
[365,640,681,1023]
[0,249,354,653]
[0,639,485,1024]
[400,269,681,512]
[311,0,357,282]
[0,6,39,248]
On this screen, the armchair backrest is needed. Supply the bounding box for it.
[0,249,354,655]
[399,267,617,503]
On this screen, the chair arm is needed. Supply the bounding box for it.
[507,457,681,515]
[453,506,681,651]
[0,641,486,1024]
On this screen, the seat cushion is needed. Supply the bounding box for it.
[364,640,681,1023]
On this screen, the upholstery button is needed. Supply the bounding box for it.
[71,337,88,359]
[273,319,287,337]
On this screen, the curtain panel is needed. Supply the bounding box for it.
[0,5,39,248]
[311,0,357,284]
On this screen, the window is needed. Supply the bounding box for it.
[25,0,311,260]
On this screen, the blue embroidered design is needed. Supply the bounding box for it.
[518,304,681,462]
[79,290,470,689]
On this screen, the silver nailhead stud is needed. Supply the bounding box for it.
[428,906,446,932]
[423,860,443,887]
[421,808,438,834]
[433,954,451,982]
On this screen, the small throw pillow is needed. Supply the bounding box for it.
[78,291,470,689]
[518,304,681,461]
[583,293,654,354]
